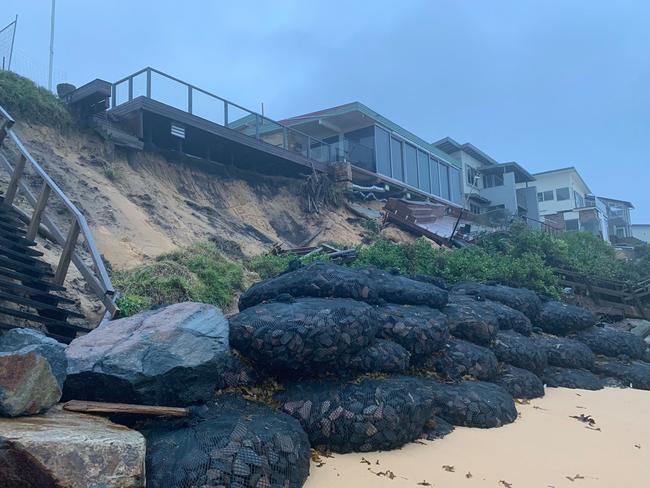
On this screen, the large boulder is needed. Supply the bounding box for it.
[494,364,545,399]
[142,395,310,488]
[239,262,448,310]
[536,301,596,335]
[591,358,650,390]
[575,326,647,360]
[490,330,547,375]
[0,406,145,487]
[375,304,449,360]
[229,297,379,376]
[451,283,542,320]
[276,376,434,453]
[422,339,498,381]
[443,295,499,346]
[64,302,242,406]
[539,335,596,370]
[542,367,603,391]
[349,339,411,374]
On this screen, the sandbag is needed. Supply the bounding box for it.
[451,283,542,320]
[576,326,647,360]
[376,304,449,360]
[421,339,498,381]
[428,380,518,428]
[276,376,434,453]
[490,330,547,375]
[591,358,650,390]
[443,296,499,346]
[542,366,603,390]
[239,262,448,310]
[539,336,596,370]
[349,340,411,374]
[494,364,545,399]
[141,395,310,488]
[421,416,455,441]
[449,293,533,336]
[536,301,596,335]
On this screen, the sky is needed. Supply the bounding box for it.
[3,0,650,222]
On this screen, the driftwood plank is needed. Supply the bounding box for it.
[63,400,189,417]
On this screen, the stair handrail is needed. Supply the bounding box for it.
[0,104,118,320]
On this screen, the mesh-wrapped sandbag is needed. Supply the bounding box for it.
[427,380,518,428]
[141,395,310,488]
[575,326,647,360]
[229,297,379,376]
[349,340,411,374]
[490,330,547,375]
[535,301,596,335]
[542,366,603,390]
[421,339,498,381]
[276,376,434,453]
[451,283,541,320]
[239,262,448,310]
[421,416,455,441]
[494,364,545,399]
[538,336,595,370]
[375,304,449,360]
[442,296,499,346]
[448,293,533,336]
[591,358,650,390]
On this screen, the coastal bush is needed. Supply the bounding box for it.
[246,251,330,279]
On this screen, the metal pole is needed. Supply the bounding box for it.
[48,1,56,91]
[8,15,17,70]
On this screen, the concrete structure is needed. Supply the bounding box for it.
[632,224,650,244]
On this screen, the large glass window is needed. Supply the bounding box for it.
[391,138,404,181]
[404,143,418,187]
[344,126,375,171]
[483,173,504,188]
[449,166,461,204]
[537,190,554,202]
[430,158,441,196]
[556,187,570,201]
[574,191,585,208]
[375,126,391,177]
[440,163,450,200]
[417,150,431,193]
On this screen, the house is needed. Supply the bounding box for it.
[597,197,634,241]
[433,137,539,225]
[631,224,650,244]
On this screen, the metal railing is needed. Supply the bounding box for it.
[0,104,117,320]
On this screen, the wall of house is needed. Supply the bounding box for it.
[632,225,650,243]
[453,150,485,197]
[530,170,590,216]
[480,171,518,215]
[517,186,540,223]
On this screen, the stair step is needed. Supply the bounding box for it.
[0,305,88,331]
[0,276,75,304]
[0,321,76,344]
[0,254,53,276]
[0,244,48,265]
[0,289,85,319]
[0,237,42,257]
[0,267,64,291]
[0,221,26,235]
[0,228,38,246]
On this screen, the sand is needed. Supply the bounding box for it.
[305,387,650,488]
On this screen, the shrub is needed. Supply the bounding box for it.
[246,251,331,279]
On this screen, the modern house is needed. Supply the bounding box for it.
[598,197,634,241]
[433,137,539,224]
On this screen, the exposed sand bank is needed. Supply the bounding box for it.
[305,387,650,488]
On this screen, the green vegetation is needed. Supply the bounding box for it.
[113,242,245,317]
[246,251,330,280]
[0,71,71,129]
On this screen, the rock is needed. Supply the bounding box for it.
[542,367,603,390]
[494,364,545,399]
[630,321,650,339]
[443,295,499,346]
[575,326,647,360]
[142,395,310,488]
[421,416,455,440]
[0,328,67,388]
[349,339,411,374]
[451,283,542,320]
[538,336,595,370]
[535,301,596,335]
[0,405,145,487]
[422,339,498,381]
[239,262,448,310]
[230,297,379,377]
[64,302,239,406]
[591,358,650,390]
[490,330,548,375]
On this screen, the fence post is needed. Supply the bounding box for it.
[54,220,80,286]
[255,115,260,139]
[187,85,193,114]
[111,83,116,108]
[282,127,288,149]
[128,77,133,101]
[146,69,152,98]
[224,101,229,126]
[307,136,311,159]
[26,185,51,241]
[2,154,26,208]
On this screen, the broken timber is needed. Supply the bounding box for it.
[63,400,189,417]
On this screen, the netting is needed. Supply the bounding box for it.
[421,416,455,441]
[494,364,545,399]
[575,326,647,360]
[421,339,498,381]
[428,380,518,428]
[443,296,499,346]
[536,301,596,335]
[349,339,411,374]
[276,376,435,453]
[141,395,310,488]
[490,330,548,375]
[539,336,595,370]
[592,359,650,390]
[451,283,541,320]
[229,297,379,377]
[239,262,448,310]
[542,366,603,391]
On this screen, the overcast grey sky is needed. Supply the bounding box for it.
[3,1,650,221]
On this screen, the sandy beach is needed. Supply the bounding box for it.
[305,387,650,488]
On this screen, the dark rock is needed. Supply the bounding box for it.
[376,304,449,360]
[421,416,455,440]
[490,330,547,375]
[451,283,542,320]
[443,296,499,346]
[576,326,647,360]
[64,302,241,406]
[350,340,411,374]
[494,364,545,399]
[230,298,379,376]
[276,376,434,453]
[591,358,650,390]
[239,262,448,310]
[542,366,603,390]
[422,339,498,381]
[539,336,596,370]
[536,301,596,335]
[142,395,310,488]
[428,380,518,428]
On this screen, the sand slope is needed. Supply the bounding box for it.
[306,387,650,488]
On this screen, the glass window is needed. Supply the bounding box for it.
[449,166,461,204]
[344,126,375,171]
[470,203,482,214]
[404,144,418,187]
[375,126,391,177]
[440,163,450,200]
[417,150,431,193]
[574,191,584,208]
[537,190,554,202]
[430,158,441,196]
[556,187,570,201]
[467,166,479,186]
[391,138,404,181]
[565,219,580,231]
[483,173,504,188]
